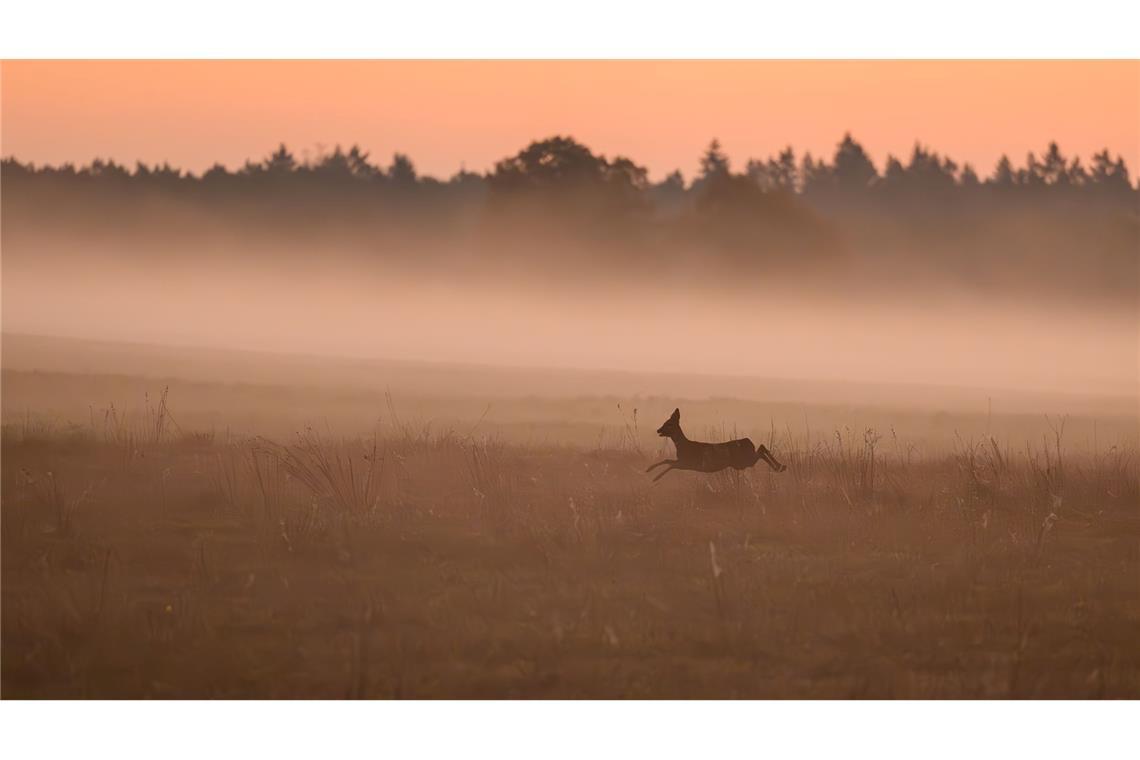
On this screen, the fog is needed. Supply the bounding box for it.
[4,135,1137,408]
[4,253,1136,402]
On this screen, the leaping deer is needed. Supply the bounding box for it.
[646,408,787,482]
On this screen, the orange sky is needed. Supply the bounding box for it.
[2,60,1137,179]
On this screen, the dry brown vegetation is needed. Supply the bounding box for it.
[3,392,1138,698]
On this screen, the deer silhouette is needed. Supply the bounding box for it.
[646,408,787,482]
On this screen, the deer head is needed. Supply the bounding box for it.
[656,408,681,438]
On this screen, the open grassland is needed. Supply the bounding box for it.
[3,391,1138,698]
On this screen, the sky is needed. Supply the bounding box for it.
[2,60,1137,180]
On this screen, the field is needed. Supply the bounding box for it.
[2,342,1138,699]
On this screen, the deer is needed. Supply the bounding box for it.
[645,408,786,482]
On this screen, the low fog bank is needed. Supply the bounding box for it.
[4,204,1138,309]
[3,258,1136,405]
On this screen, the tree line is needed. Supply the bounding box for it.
[3,133,1135,205]
[2,134,1136,300]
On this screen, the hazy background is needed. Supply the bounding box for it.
[2,60,1137,439]
[2,258,1136,397]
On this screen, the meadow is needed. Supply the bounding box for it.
[3,352,1138,698]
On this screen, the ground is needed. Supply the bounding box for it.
[3,395,1138,698]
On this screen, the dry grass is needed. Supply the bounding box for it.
[2,405,1138,698]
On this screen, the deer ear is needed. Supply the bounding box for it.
[671,408,680,421]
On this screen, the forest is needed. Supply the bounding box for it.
[3,134,1137,302]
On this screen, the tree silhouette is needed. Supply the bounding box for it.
[345,146,374,178]
[698,139,731,181]
[990,155,1016,187]
[746,147,798,192]
[831,133,878,192]
[1089,149,1132,195]
[265,144,297,175]
[799,152,828,195]
[490,136,608,192]
[388,153,417,185]
[650,170,687,211]
[960,163,980,188]
[904,144,957,193]
[770,147,798,191]
[1039,142,1068,186]
[488,136,648,211]
[882,154,906,186]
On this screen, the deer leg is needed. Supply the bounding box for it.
[646,458,676,473]
[652,465,676,483]
[756,445,787,472]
